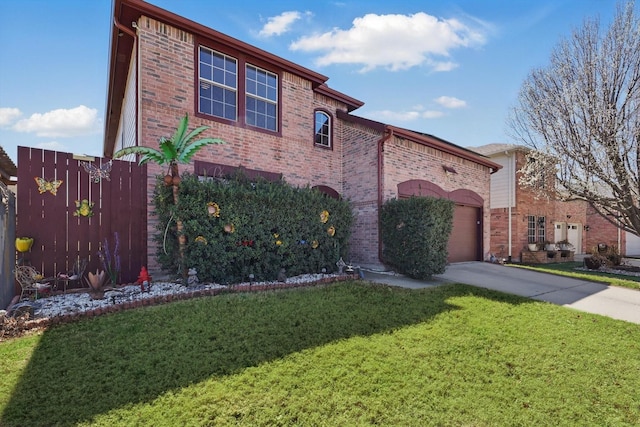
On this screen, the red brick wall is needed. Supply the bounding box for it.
[585,204,625,254]
[136,17,351,275]
[341,123,492,265]
[341,121,382,265]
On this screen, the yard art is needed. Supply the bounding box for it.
[82,160,112,183]
[34,177,63,195]
[73,199,94,217]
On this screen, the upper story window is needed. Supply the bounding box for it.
[314,110,331,148]
[197,45,280,133]
[245,65,277,131]
[199,47,237,121]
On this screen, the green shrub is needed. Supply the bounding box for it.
[380,197,454,279]
[153,173,352,283]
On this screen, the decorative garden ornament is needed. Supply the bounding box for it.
[34,177,63,195]
[73,199,94,217]
[82,160,112,183]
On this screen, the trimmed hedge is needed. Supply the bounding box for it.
[380,196,454,279]
[153,173,353,284]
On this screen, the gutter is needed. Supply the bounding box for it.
[377,127,394,263]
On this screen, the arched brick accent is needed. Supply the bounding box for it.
[397,179,447,199]
[313,185,341,199]
[449,189,483,207]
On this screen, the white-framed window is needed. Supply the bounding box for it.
[314,110,331,148]
[528,215,546,243]
[198,47,237,121]
[245,64,277,132]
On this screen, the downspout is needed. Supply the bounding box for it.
[114,17,136,39]
[377,127,394,263]
[506,151,513,262]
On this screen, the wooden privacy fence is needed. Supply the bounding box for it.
[16,147,147,294]
[1,181,16,309]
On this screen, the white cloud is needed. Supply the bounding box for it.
[368,109,444,122]
[0,107,22,127]
[422,110,445,119]
[259,11,310,37]
[435,96,467,108]
[13,105,101,138]
[36,141,67,152]
[290,12,486,72]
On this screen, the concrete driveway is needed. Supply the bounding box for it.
[363,262,640,324]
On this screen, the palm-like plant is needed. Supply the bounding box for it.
[113,114,225,278]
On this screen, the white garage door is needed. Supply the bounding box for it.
[626,231,640,256]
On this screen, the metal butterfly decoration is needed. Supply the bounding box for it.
[34,177,63,195]
[82,160,112,183]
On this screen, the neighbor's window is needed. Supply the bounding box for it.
[245,64,277,131]
[314,111,331,147]
[527,215,546,243]
[199,47,237,121]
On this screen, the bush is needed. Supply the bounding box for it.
[153,173,353,283]
[380,196,454,279]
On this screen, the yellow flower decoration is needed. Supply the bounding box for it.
[273,233,279,239]
[320,210,329,223]
[207,202,220,217]
[327,226,336,237]
[195,235,208,244]
[311,240,319,249]
[224,223,235,233]
[275,240,283,246]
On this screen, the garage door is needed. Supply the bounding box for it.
[626,231,640,256]
[447,205,480,263]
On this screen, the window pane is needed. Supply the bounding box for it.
[257,83,266,98]
[200,48,212,65]
[200,64,211,81]
[200,98,211,115]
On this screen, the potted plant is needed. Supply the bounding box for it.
[556,239,574,251]
[527,242,539,251]
[544,240,556,251]
[15,237,34,253]
[85,269,107,299]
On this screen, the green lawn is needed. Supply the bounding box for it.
[1,282,639,426]
[512,261,640,290]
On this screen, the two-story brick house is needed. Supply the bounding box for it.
[104,0,500,274]
[473,143,625,261]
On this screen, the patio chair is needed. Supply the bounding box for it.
[56,258,88,293]
[15,265,46,300]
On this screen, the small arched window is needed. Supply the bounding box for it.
[314,110,331,148]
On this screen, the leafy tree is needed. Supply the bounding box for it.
[113,114,225,275]
[508,1,640,235]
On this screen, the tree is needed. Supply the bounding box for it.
[113,114,225,276]
[508,1,640,236]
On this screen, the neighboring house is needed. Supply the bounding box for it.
[0,145,17,189]
[473,143,625,261]
[104,0,501,274]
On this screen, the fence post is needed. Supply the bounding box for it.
[0,181,16,310]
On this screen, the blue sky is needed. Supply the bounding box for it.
[0,0,633,166]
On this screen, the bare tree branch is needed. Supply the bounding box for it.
[508,1,640,236]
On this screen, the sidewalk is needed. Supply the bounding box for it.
[362,262,640,325]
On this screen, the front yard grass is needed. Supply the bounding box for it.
[1,281,639,426]
[512,261,640,290]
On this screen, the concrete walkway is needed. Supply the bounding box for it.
[362,262,640,325]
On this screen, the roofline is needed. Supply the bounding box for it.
[104,0,363,155]
[337,111,502,172]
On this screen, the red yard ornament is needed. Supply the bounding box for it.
[136,266,152,291]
